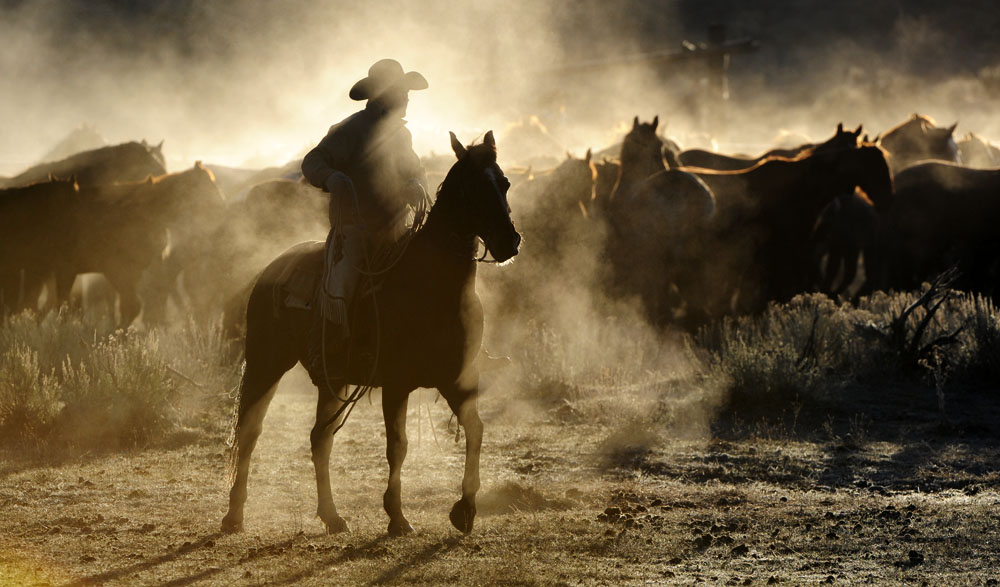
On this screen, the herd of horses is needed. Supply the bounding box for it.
[3,113,998,334]
[3,112,1000,535]
[504,113,1000,330]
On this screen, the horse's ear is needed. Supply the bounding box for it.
[484,130,496,151]
[632,116,639,130]
[146,175,154,184]
[863,134,869,143]
[837,122,843,133]
[947,122,957,136]
[652,115,659,131]
[853,124,862,137]
[194,160,203,169]
[585,148,592,163]
[450,131,467,159]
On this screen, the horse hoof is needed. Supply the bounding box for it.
[387,519,415,537]
[323,515,350,534]
[221,514,243,534]
[449,499,476,534]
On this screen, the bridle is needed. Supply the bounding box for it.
[447,154,512,264]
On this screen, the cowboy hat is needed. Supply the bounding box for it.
[349,59,428,101]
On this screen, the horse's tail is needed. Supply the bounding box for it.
[225,360,248,487]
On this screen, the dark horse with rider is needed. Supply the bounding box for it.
[223,60,521,537]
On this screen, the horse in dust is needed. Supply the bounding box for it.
[51,163,224,327]
[509,149,596,249]
[222,131,520,536]
[0,141,166,188]
[809,188,879,297]
[185,179,330,335]
[601,116,715,327]
[956,132,1000,168]
[485,150,599,327]
[886,161,1000,296]
[0,178,80,313]
[689,139,893,315]
[878,113,959,175]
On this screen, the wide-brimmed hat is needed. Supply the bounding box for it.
[349,59,428,101]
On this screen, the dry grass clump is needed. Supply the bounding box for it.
[696,286,1000,420]
[0,308,238,449]
[0,342,61,442]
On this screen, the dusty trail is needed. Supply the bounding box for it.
[3,367,1000,585]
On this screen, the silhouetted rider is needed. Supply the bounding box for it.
[302,59,429,375]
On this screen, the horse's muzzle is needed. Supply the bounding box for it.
[487,229,520,263]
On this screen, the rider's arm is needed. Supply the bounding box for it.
[302,129,353,193]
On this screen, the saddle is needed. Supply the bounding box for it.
[271,242,381,386]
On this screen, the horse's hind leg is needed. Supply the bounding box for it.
[382,386,413,536]
[439,383,483,534]
[222,348,295,533]
[311,383,349,533]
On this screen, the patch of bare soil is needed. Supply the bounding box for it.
[2,374,1000,585]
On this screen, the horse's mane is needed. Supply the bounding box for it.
[433,140,496,201]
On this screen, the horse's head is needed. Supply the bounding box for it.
[548,149,596,215]
[593,157,620,199]
[957,132,998,167]
[141,139,167,170]
[620,116,664,173]
[448,130,521,263]
[121,141,168,177]
[814,122,862,154]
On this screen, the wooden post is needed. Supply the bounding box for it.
[705,23,731,136]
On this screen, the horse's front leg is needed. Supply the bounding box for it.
[382,386,413,536]
[312,384,349,533]
[440,383,482,534]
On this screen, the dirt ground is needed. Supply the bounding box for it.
[2,365,1000,586]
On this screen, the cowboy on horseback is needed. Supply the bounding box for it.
[301,59,429,375]
[302,59,508,378]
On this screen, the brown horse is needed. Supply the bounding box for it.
[809,188,879,297]
[878,113,959,175]
[222,131,520,536]
[603,116,715,326]
[886,161,1000,295]
[0,141,166,188]
[51,163,224,327]
[0,178,80,313]
[509,149,595,248]
[689,141,893,315]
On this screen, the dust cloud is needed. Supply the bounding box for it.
[2,0,998,438]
